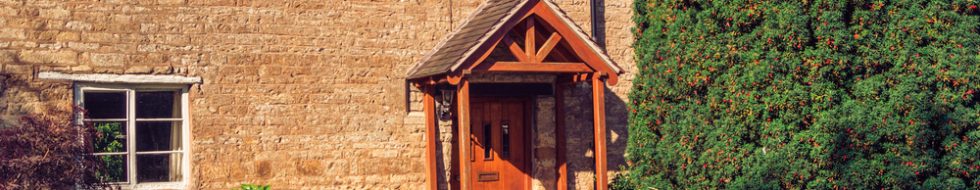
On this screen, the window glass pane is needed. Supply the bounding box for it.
[96,155,128,183]
[137,154,182,182]
[136,91,180,118]
[136,121,182,151]
[90,121,126,153]
[83,92,126,119]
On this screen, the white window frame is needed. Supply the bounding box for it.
[74,83,191,190]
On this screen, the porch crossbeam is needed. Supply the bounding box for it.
[479,62,592,73]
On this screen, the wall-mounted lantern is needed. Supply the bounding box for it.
[436,84,455,121]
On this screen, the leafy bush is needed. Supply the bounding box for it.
[93,122,126,182]
[0,112,112,189]
[240,184,271,190]
[621,0,979,189]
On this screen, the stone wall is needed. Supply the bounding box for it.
[0,0,634,189]
[541,1,636,189]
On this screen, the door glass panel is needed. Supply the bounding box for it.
[483,123,492,160]
[83,92,126,119]
[136,153,182,182]
[501,121,510,158]
[135,121,182,151]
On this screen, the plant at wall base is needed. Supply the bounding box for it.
[0,111,114,189]
[621,0,979,189]
[240,184,270,190]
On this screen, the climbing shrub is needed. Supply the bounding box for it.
[619,0,980,189]
[0,112,112,189]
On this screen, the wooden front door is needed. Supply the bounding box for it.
[470,98,531,190]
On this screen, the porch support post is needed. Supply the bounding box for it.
[457,80,472,190]
[591,74,608,190]
[423,85,439,190]
[555,80,568,190]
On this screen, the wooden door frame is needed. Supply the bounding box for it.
[469,96,534,190]
[417,76,607,190]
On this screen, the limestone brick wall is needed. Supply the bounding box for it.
[0,0,634,189]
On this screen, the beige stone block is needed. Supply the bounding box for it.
[81,32,116,43]
[67,42,99,50]
[107,14,137,32]
[56,31,79,41]
[65,21,93,31]
[38,43,64,50]
[152,65,173,74]
[18,50,78,66]
[10,41,37,49]
[37,30,59,41]
[296,159,323,176]
[0,28,25,39]
[124,66,153,74]
[86,53,127,67]
[71,65,92,72]
[5,18,43,29]
[0,6,15,16]
[157,0,186,5]
[39,8,69,19]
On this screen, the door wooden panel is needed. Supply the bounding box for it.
[470,98,530,190]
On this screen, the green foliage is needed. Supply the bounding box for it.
[621,0,980,189]
[93,122,126,182]
[239,184,270,190]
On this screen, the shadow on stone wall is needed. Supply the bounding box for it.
[565,83,628,190]
[0,71,64,127]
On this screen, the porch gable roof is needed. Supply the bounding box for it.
[405,0,622,80]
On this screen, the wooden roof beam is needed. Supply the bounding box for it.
[476,61,593,73]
